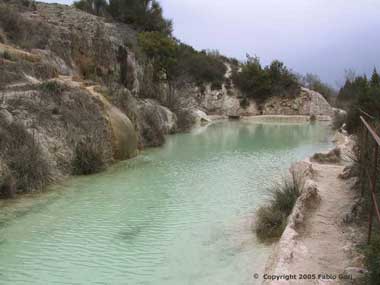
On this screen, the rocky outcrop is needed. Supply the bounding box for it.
[194,86,259,116]
[262,87,333,119]
[0,1,140,92]
[136,99,177,147]
[191,109,211,125]
[85,85,138,160]
[0,80,139,194]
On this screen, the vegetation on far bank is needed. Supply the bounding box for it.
[74,0,172,35]
[231,56,300,105]
[336,68,380,133]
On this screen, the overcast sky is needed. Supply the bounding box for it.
[40,0,380,86]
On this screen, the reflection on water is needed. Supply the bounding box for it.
[0,121,332,285]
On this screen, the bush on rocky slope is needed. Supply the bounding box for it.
[232,56,300,105]
[73,137,107,175]
[336,69,380,133]
[74,0,172,35]
[0,118,54,195]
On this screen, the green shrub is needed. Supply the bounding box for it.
[39,81,66,95]
[138,33,227,96]
[1,51,12,61]
[73,138,106,175]
[255,173,302,241]
[74,0,172,35]
[232,56,299,104]
[74,0,107,16]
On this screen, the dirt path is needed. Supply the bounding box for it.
[286,162,357,283]
[264,142,366,284]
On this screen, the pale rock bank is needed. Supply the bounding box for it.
[263,135,366,284]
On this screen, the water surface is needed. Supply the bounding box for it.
[0,121,332,285]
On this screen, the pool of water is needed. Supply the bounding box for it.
[0,121,332,285]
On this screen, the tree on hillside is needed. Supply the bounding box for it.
[108,0,172,35]
[74,0,172,34]
[337,75,368,107]
[73,0,107,16]
[138,32,177,80]
[232,56,299,104]
[266,60,299,97]
[138,31,178,104]
[370,68,380,88]
[232,56,271,103]
[336,72,380,133]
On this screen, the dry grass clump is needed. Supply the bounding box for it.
[255,172,302,241]
[0,4,49,49]
[0,119,54,196]
[72,137,107,175]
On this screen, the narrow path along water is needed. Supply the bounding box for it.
[0,121,333,285]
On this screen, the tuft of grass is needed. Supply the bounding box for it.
[255,172,302,241]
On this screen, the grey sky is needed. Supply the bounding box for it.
[40,0,380,86]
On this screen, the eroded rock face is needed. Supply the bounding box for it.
[136,99,177,147]
[1,2,140,91]
[0,83,117,186]
[86,86,138,160]
[190,85,259,117]
[191,109,211,125]
[263,87,334,118]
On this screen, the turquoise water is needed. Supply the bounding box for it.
[0,121,332,285]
